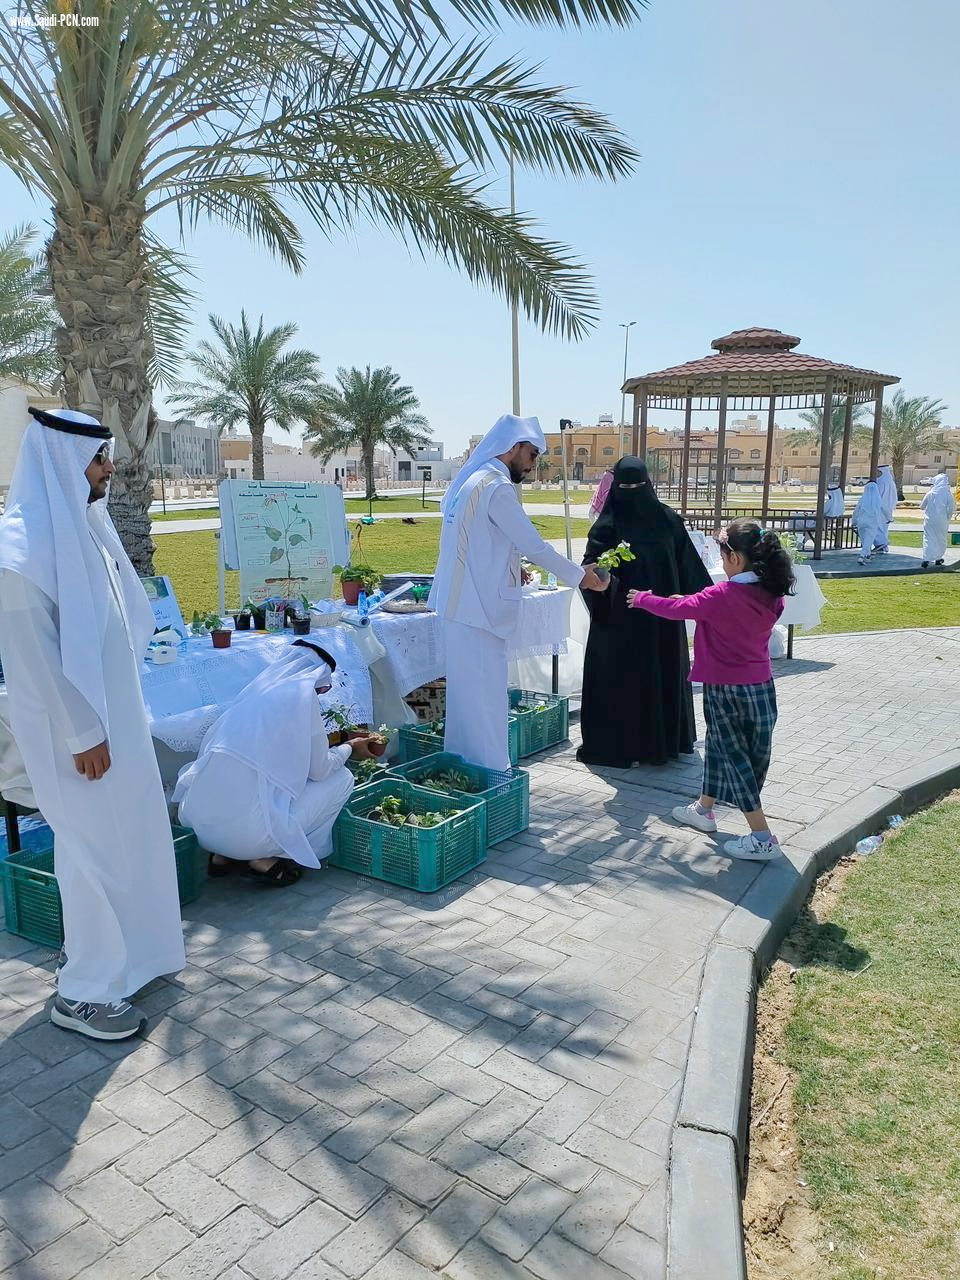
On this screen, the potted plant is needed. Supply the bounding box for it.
[291,594,312,635]
[333,564,382,606]
[237,598,266,628]
[593,540,636,584]
[233,603,253,631]
[323,705,391,755]
[192,610,232,648]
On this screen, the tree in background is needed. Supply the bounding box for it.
[0,226,57,386]
[787,399,870,480]
[879,390,947,498]
[305,366,428,500]
[0,0,641,570]
[169,313,323,479]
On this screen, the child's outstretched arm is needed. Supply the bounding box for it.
[626,585,721,621]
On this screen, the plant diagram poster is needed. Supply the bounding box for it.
[218,480,349,604]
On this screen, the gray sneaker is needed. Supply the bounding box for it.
[51,995,146,1041]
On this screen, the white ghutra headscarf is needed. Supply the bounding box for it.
[923,473,956,520]
[0,410,156,733]
[443,414,547,515]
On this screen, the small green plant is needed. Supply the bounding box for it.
[413,767,480,794]
[363,794,462,828]
[596,541,637,571]
[333,564,382,591]
[191,610,224,634]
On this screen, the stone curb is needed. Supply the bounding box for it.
[666,750,960,1280]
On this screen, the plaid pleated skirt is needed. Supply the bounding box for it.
[701,680,778,812]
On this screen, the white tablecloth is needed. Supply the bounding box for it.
[366,588,576,696]
[707,562,825,632]
[144,630,375,753]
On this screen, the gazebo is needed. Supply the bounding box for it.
[622,328,900,559]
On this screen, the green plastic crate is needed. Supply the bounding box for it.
[390,752,530,847]
[398,716,521,766]
[330,778,486,892]
[508,689,570,757]
[1,825,207,949]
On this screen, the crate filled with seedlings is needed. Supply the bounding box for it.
[330,778,486,892]
[391,752,529,847]
[508,689,570,757]
[397,716,521,767]
[0,825,206,949]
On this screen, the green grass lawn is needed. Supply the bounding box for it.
[784,793,960,1280]
[152,506,220,521]
[812,574,958,634]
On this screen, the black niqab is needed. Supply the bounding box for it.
[578,456,712,768]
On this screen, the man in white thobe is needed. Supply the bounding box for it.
[873,464,898,552]
[852,480,884,565]
[174,642,376,884]
[920,474,955,567]
[0,409,185,1041]
[430,415,606,770]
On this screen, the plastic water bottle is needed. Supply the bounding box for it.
[855,835,883,855]
[357,590,369,619]
[546,573,558,591]
[887,814,904,829]
[368,589,384,607]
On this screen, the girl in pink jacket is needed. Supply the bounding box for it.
[627,518,795,860]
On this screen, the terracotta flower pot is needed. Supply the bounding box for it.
[368,738,387,758]
[341,579,363,606]
[211,629,232,649]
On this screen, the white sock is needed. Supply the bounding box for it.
[694,801,713,816]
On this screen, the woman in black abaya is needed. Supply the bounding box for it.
[577,457,711,768]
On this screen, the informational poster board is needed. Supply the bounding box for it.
[140,575,187,636]
[218,479,349,605]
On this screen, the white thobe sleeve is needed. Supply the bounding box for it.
[0,570,105,755]
[487,487,586,586]
[308,727,352,783]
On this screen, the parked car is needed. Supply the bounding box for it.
[919,476,936,486]
[785,478,804,487]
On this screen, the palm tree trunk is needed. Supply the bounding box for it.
[49,199,157,574]
[251,414,266,480]
[363,440,376,500]
[892,451,906,499]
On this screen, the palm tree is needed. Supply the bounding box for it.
[305,366,429,499]
[879,390,947,498]
[0,225,57,386]
[786,399,870,479]
[168,313,323,480]
[0,0,641,571]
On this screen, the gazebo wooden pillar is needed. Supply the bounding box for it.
[680,397,693,511]
[813,376,834,559]
[761,392,777,523]
[714,376,729,532]
[836,396,856,548]
[869,384,884,479]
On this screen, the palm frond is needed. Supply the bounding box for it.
[141,232,197,387]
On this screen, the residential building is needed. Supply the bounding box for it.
[146,418,221,479]
[0,378,59,491]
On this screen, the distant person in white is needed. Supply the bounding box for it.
[175,642,377,885]
[430,414,607,770]
[920,474,955,568]
[852,480,884,566]
[873,464,898,553]
[0,408,185,1041]
[823,484,845,518]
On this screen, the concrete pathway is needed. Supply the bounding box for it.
[0,629,957,1278]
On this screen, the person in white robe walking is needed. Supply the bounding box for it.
[920,474,955,568]
[174,641,376,884]
[430,415,607,770]
[0,408,185,1041]
[852,480,884,566]
[823,484,845,518]
[873,464,898,552]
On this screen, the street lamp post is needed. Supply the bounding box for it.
[619,321,636,454]
[509,153,521,417]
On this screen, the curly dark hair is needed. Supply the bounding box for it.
[723,518,795,598]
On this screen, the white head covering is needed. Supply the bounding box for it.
[875,464,897,520]
[443,414,546,514]
[823,484,845,518]
[0,410,156,732]
[924,473,956,520]
[853,480,883,527]
[173,641,338,867]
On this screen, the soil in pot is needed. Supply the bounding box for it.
[211,629,232,649]
[341,579,362,606]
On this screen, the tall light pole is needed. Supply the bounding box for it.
[509,153,521,415]
[619,321,636,454]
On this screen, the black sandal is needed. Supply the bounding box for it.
[243,858,302,887]
[207,853,236,878]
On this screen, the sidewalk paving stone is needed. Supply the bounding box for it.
[0,628,955,1275]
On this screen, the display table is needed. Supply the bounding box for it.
[706,562,826,656]
[366,587,576,696]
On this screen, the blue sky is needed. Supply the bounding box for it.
[2,0,957,453]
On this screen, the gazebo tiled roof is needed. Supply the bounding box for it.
[623,327,899,409]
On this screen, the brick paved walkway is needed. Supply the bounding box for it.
[0,628,956,1279]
